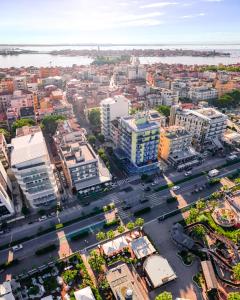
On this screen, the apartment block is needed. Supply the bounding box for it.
[175,108,228,147]
[59,142,112,195]
[100,95,130,140]
[116,113,160,174]
[0,133,9,169]
[160,88,179,106]
[158,126,200,170]
[11,126,58,208]
[189,86,218,102]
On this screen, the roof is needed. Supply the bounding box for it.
[201,260,218,291]
[0,282,15,300]
[102,236,128,256]
[11,130,48,166]
[74,286,96,300]
[41,296,54,300]
[131,236,156,259]
[143,254,177,288]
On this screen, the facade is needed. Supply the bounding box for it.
[189,86,218,102]
[59,142,111,195]
[100,95,130,140]
[160,88,179,106]
[0,133,9,169]
[116,113,160,174]
[0,160,14,220]
[11,126,58,208]
[175,108,228,147]
[158,126,200,169]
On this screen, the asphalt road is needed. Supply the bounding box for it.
[0,158,238,280]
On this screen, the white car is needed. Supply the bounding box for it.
[12,244,23,252]
[184,171,192,176]
[38,215,47,222]
[171,185,180,191]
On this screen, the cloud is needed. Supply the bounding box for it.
[140,2,178,8]
[203,0,223,2]
[181,12,206,18]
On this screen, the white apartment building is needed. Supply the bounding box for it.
[127,58,146,81]
[0,133,9,169]
[0,161,14,220]
[189,86,218,102]
[160,88,179,106]
[59,142,111,195]
[13,76,27,90]
[100,95,130,140]
[11,126,58,209]
[175,108,228,146]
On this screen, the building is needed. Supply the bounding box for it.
[175,108,228,147]
[160,88,179,106]
[100,95,130,140]
[74,286,95,300]
[143,254,177,288]
[0,281,15,300]
[0,133,9,169]
[158,126,200,170]
[13,77,27,90]
[0,161,14,220]
[106,263,149,300]
[116,112,160,174]
[11,126,58,209]
[189,86,218,102]
[59,142,111,195]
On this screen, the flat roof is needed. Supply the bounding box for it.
[201,260,218,291]
[11,130,47,166]
[143,254,177,288]
[102,236,128,256]
[131,236,156,259]
[122,115,159,132]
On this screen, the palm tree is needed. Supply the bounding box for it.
[117,226,125,234]
[106,230,115,240]
[88,250,105,273]
[126,222,135,230]
[155,291,173,300]
[96,231,106,241]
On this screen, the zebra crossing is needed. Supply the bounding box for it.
[146,192,168,208]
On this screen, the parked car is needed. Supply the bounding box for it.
[38,215,47,222]
[122,204,132,210]
[184,171,192,176]
[171,185,180,191]
[144,186,151,192]
[12,244,23,252]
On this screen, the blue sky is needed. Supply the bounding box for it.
[0,0,239,44]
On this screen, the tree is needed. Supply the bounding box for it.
[96,231,106,241]
[117,226,125,234]
[21,206,30,215]
[186,208,198,224]
[88,135,97,145]
[88,250,105,272]
[88,108,101,128]
[135,218,144,227]
[126,222,135,230]
[196,199,206,211]
[0,128,10,139]
[228,292,240,300]
[62,269,78,284]
[233,263,240,281]
[156,105,170,117]
[106,230,115,240]
[41,115,66,135]
[97,133,105,143]
[155,291,173,300]
[12,118,36,132]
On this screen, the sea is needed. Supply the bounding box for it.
[0,44,240,68]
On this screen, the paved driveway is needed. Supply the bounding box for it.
[144,216,203,300]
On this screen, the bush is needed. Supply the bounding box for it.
[70,231,89,241]
[103,219,120,228]
[63,269,78,284]
[133,206,151,216]
[35,244,57,255]
[28,285,40,295]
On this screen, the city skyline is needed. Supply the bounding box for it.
[1,0,240,44]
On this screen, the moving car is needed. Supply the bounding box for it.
[38,215,47,222]
[139,198,149,204]
[12,244,23,252]
[171,185,180,191]
[208,169,219,178]
[122,204,132,210]
[184,171,192,176]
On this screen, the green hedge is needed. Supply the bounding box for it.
[167,196,177,203]
[55,223,63,230]
[209,178,220,185]
[70,231,89,241]
[103,219,120,228]
[133,207,151,216]
[35,244,57,256]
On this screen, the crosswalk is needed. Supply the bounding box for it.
[116,179,128,186]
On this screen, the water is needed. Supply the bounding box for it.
[0,44,240,67]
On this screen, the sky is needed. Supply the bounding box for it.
[0,0,240,44]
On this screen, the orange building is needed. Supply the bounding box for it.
[39,67,60,78]
[0,78,14,93]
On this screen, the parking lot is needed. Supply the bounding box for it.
[143,215,203,300]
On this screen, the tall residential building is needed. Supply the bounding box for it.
[0,160,14,220]
[158,126,200,170]
[188,86,218,102]
[11,126,58,209]
[100,95,130,140]
[117,113,160,174]
[59,142,112,195]
[175,108,228,147]
[160,88,179,106]
[0,133,9,169]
